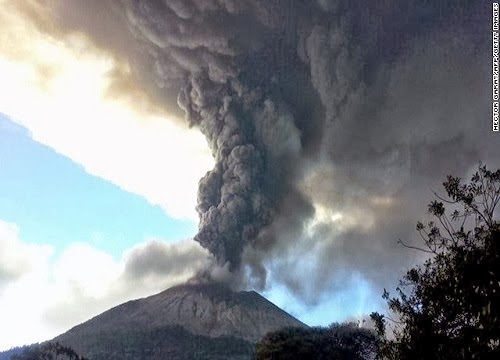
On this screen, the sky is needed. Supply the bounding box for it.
[0,0,498,351]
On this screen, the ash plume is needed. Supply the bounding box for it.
[112,0,495,290]
[119,0,328,273]
[29,0,499,303]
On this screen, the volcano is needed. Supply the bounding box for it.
[49,283,306,359]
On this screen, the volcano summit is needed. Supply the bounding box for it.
[48,283,306,359]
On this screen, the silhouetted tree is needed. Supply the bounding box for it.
[372,164,500,359]
[11,342,87,360]
[255,322,378,360]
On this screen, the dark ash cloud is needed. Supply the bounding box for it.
[32,0,499,308]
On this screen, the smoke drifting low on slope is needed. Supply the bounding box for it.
[21,1,498,304]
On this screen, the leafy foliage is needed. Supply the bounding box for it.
[255,323,378,360]
[372,164,500,359]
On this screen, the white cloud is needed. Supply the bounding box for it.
[0,0,213,220]
[51,244,121,299]
[0,221,53,287]
[0,219,209,351]
[0,220,55,350]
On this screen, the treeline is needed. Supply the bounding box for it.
[6,342,87,360]
[0,345,31,360]
[256,322,378,359]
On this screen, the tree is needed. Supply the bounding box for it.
[255,323,378,360]
[11,342,87,360]
[372,164,500,359]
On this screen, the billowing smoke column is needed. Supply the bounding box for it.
[121,0,333,272]
[110,0,492,293]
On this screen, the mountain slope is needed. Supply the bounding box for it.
[51,283,306,359]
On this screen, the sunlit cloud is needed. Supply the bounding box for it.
[0,0,213,220]
[0,221,53,289]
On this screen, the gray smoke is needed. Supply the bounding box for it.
[117,0,330,272]
[115,0,496,291]
[31,0,498,303]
